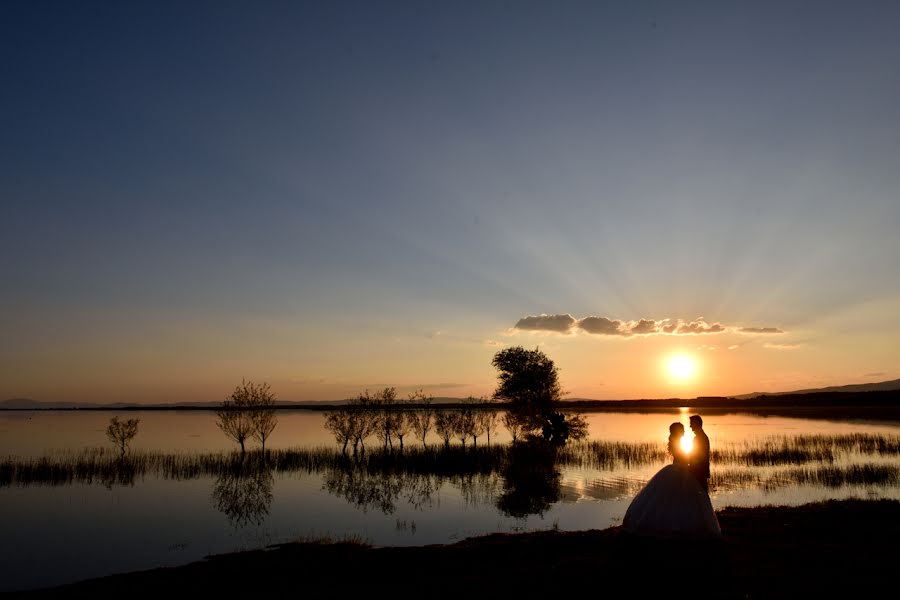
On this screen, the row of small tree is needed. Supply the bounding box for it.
[324,389,515,455]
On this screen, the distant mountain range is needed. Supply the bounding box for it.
[4,381,900,409]
[732,378,900,399]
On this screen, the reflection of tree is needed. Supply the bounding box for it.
[324,465,438,514]
[212,463,274,528]
[496,441,562,518]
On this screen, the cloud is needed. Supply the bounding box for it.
[728,345,739,350]
[674,320,725,334]
[513,314,783,337]
[578,316,628,335]
[514,314,576,333]
[865,372,886,377]
[763,342,802,350]
[629,319,660,335]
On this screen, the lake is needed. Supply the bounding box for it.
[2,408,899,592]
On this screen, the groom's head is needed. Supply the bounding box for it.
[689,415,703,431]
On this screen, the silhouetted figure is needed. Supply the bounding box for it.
[689,414,711,492]
[622,422,720,538]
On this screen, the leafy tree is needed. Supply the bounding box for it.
[106,416,140,457]
[491,346,585,443]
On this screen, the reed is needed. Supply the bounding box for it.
[3,433,899,488]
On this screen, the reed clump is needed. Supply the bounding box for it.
[2,433,899,489]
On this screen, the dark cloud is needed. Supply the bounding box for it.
[675,320,725,334]
[577,316,628,335]
[513,314,783,336]
[629,319,660,335]
[514,314,576,333]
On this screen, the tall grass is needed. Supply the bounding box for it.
[3,433,900,489]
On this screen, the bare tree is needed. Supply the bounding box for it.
[106,416,140,457]
[409,391,434,449]
[373,387,398,450]
[349,391,379,455]
[217,400,254,454]
[433,410,454,449]
[464,398,487,448]
[247,381,278,453]
[502,412,524,445]
[324,408,354,454]
[453,410,471,449]
[480,405,500,446]
[217,379,277,454]
[394,408,413,452]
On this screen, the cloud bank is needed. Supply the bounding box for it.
[513,314,785,337]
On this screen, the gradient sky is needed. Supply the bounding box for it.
[2,1,899,403]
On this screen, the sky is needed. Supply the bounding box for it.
[2,1,899,403]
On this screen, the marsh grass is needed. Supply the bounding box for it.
[3,433,899,489]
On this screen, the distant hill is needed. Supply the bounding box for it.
[1,396,468,410]
[734,378,900,399]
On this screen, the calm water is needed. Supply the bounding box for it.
[2,409,899,592]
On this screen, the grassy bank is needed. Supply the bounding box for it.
[16,499,900,599]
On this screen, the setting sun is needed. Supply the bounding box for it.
[666,355,697,382]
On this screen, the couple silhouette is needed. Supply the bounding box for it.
[623,415,721,538]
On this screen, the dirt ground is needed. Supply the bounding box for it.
[15,499,900,599]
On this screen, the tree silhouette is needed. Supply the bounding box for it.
[491,346,586,443]
[408,391,434,449]
[216,379,278,454]
[248,381,278,453]
[106,416,140,457]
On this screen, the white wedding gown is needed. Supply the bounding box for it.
[623,461,721,538]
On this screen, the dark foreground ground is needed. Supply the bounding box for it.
[13,499,900,599]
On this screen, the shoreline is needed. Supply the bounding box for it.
[16,498,900,599]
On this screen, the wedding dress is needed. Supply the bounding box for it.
[622,447,721,538]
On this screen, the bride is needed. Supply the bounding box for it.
[622,422,721,538]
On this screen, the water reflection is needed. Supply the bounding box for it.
[212,463,274,528]
[496,442,562,518]
[324,466,433,514]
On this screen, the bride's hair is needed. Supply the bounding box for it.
[667,422,685,456]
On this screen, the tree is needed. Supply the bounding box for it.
[433,410,454,449]
[479,404,500,446]
[491,346,585,443]
[324,408,354,454]
[247,381,278,453]
[501,412,524,444]
[106,416,140,457]
[408,391,434,449]
[217,379,278,454]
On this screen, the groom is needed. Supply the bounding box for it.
[689,415,710,492]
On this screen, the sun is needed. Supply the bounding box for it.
[666,354,697,382]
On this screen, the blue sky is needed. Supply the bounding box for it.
[2,1,899,402]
